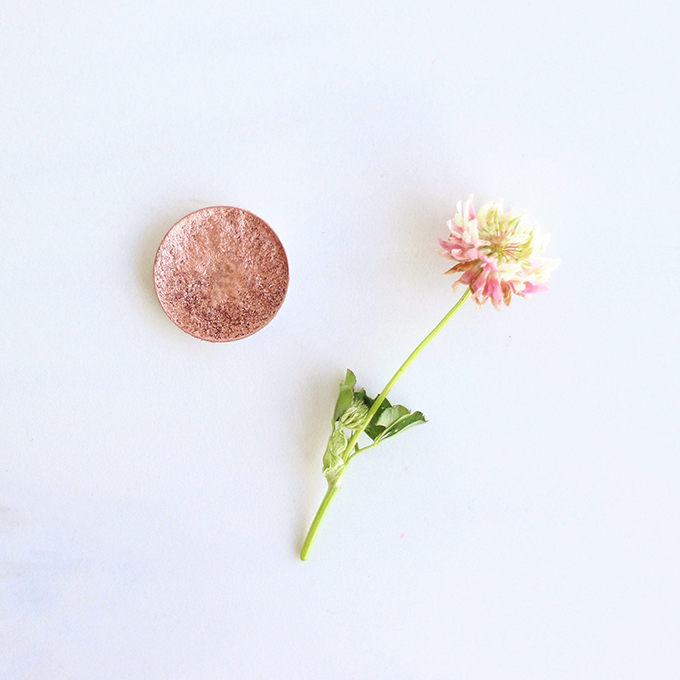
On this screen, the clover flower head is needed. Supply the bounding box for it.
[438,195,559,310]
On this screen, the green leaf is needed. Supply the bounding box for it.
[362,396,393,441]
[376,405,410,429]
[342,369,357,390]
[348,388,427,445]
[333,369,357,421]
[378,410,427,441]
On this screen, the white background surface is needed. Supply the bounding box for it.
[2,1,679,678]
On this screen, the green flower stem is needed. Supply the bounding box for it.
[348,441,381,460]
[300,286,472,560]
[300,481,342,561]
[344,286,472,456]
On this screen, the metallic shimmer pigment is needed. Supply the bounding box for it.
[153,207,289,342]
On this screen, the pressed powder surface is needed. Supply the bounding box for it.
[153,207,289,342]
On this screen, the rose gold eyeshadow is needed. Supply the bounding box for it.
[153,207,289,342]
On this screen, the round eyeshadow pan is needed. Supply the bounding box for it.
[153,206,289,342]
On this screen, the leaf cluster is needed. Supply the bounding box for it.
[333,369,426,446]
